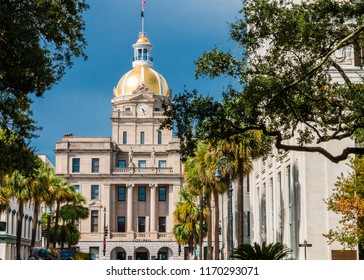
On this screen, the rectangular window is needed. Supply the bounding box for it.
[158,131,162,144]
[118,186,125,201]
[138,160,146,173]
[278,171,283,243]
[262,182,267,241]
[118,160,126,168]
[158,187,167,201]
[91,210,99,233]
[158,160,167,168]
[91,185,99,200]
[247,174,250,193]
[138,186,146,201]
[287,164,294,252]
[159,217,166,232]
[117,216,126,232]
[89,247,99,260]
[72,158,80,173]
[138,216,146,232]
[73,185,80,193]
[270,177,275,237]
[140,131,145,144]
[123,131,127,144]
[247,211,251,237]
[354,46,364,67]
[92,158,100,173]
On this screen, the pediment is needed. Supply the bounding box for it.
[129,92,156,102]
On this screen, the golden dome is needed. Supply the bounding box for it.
[114,33,169,97]
[136,34,150,44]
[114,66,169,96]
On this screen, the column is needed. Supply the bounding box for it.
[150,184,157,232]
[127,184,134,233]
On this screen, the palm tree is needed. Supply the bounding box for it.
[173,187,205,259]
[58,192,88,248]
[58,223,81,249]
[30,160,56,253]
[211,132,271,257]
[3,170,32,259]
[52,177,76,248]
[183,152,207,259]
[232,242,291,260]
[184,142,225,259]
[0,184,11,213]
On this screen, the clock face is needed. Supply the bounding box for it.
[137,104,148,115]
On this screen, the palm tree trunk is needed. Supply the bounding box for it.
[30,200,40,256]
[207,193,213,260]
[53,201,60,248]
[226,182,231,260]
[198,194,203,260]
[237,156,244,246]
[189,235,194,260]
[16,200,24,260]
[46,212,51,248]
[213,189,220,260]
[192,219,197,259]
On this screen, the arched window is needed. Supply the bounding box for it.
[143,49,147,60]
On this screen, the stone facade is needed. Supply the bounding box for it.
[54,32,184,260]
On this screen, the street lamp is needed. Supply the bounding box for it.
[103,207,108,257]
[46,207,54,249]
[214,156,233,259]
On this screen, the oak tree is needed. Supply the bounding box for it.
[163,0,364,163]
[0,0,88,137]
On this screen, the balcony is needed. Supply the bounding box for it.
[110,232,175,241]
[112,167,173,175]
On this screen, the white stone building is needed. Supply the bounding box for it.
[0,155,52,260]
[247,1,363,260]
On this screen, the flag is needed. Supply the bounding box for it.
[142,0,146,7]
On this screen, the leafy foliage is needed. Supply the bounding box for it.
[173,187,207,259]
[163,0,364,163]
[324,156,364,249]
[0,0,88,139]
[0,129,39,175]
[161,87,272,161]
[232,242,291,260]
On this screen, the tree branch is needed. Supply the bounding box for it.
[229,122,364,163]
[284,24,364,91]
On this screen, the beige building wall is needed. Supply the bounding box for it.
[54,31,185,260]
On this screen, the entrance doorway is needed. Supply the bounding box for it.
[117,251,126,260]
[158,252,167,260]
[135,251,148,260]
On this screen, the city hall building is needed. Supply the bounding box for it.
[55,30,184,260]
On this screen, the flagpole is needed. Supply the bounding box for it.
[141,1,145,36]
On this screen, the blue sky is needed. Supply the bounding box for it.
[30,0,243,163]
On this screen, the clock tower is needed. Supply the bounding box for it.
[111,31,172,146]
[55,7,184,260]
